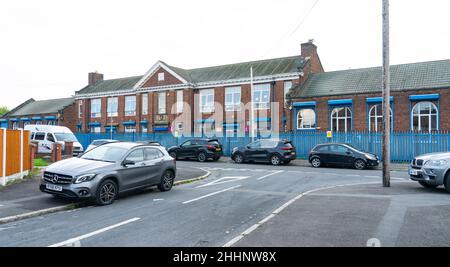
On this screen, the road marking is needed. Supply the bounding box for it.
[196,176,250,188]
[153,199,164,202]
[346,174,360,177]
[48,217,140,247]
[257,171,284,180]
[182,185,242,204]
[365,175,379,178]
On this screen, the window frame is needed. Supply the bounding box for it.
[225,86,241,111]
[107,97,118,117]
[158,72,165,81]
[252,83,271,110]
[330,106,353,132]
[411,101,438,132]
[368,104,393,132]
[90,98,102,118]
[176,90,183,114]
[297,108,316,130]
[284,81,293,107]
[142,93,148,115]
[124,95,136,116]
[158,92,166,114]
[200,89,215,113]
[78,100,83,119]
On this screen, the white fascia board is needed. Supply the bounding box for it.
[75,89,136,99]
[194,72,303,89]
[133,61,189,89]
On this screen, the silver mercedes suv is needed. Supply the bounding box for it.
[409,152,450,193]
[40,142,177,205]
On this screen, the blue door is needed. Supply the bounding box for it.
[0,122,7,128]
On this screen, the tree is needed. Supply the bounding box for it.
[0,106,9,116]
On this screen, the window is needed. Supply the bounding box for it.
[124,96,136,116]
[107,97,118,117]
[142,94,148,115]
[158,72,165,81]
[330,145,349,154]
[47,120,55,126]
[412,101,438,132]
[46,134,55,143]
[284,81,293,106]
[331,107,352,132]
[369,104,393,132]
[141,124,148,133]
[297,109,316,129]
[260,140,278,149]
[23,121,30,127]
[34,132,45,140]
[12,122,18,130]
[158,92,166,114]
[124,125,136,133]
[253,84,270,109]
[248,141,261,149]
[36,121,42,125]
[200,89,214,113]
[176,90,183,113]
[145,148,163,160]
[91,98,101,118]
[78,100,83,118]
[126,149,145,163]
[225,86,241,111]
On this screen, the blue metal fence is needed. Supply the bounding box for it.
[75,131,450,163]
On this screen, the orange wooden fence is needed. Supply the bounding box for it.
[0,129,32,186]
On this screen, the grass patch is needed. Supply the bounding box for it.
[34,158,49,167]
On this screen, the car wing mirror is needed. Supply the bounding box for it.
[122,160,135,167]
[346,151,352,155]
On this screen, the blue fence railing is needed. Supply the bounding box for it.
[75,131,450,163]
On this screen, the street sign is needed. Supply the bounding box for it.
[327,131,332,138]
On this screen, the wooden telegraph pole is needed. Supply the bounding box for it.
[382,0,391,187]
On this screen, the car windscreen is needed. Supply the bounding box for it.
[54,133,78,142]
[345,144,361,152]
[81,146,129,163]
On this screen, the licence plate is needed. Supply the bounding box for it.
[409,169,420,176]
[46,183,63,192]
[216,148,222,151]
[291,152,296,155]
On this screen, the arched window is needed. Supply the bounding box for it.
[297,109,316,129]
[331,107,352,132]
[369,104,392,132]
[411,101,438,132]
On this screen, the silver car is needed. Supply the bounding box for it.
[40,142,177,205]
[409,152,450,193]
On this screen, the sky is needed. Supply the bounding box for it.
[1,0,449,109]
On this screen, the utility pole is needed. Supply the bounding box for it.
[250,66,256,141]
[382,0,391,187]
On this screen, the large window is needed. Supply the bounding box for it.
[91,98,101,118]
[253,84,270,109]
[284,81,293,106]
[225,86,241,111]
[412,101,438,132]
[200,89,214,113]
[369,104,392,132]
[158,92,166,114]
[176,90,183,113]
[142,94,148,115]
[331,107,352,132]
[297,109,316,129]
[78,100,83,118]
[124,96,136,116]
[107,97,118,117]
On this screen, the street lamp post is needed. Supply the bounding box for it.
[382,0,391,187]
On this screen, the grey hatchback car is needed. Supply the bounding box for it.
[409,152,450,193]
[40,142,176,205]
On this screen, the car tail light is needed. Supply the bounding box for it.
[207,145,215,150]
[281,147,291,151]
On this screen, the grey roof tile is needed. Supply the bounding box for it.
[8,97,75,116]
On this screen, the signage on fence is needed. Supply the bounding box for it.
[327,131,333,138]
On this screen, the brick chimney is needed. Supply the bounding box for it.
[301,39,324,74]
[88,72,104,86]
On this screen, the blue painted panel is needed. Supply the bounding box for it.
[366,96,394,103]
[140,120,149,125]
[409,94,440,101]
[154,127,169,131]
[32,117,43,121]
[196,119,215,123]
[0,122,7,128]
[254,118,271,122]
[88,122,101,127]
[0,119,8,123]
[293,101,317,107]
[122,121,136,126]
[45,116,57,120]
[223,124,239,128]
[20,117,30,121]
[328,99,353,106]
[9,118,19,122]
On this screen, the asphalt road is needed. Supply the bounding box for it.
[0,161,410,247]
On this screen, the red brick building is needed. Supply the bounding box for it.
[74,41,324,135]
[1,98,77,131]
[287,59,450,132]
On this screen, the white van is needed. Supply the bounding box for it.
[25,125,84,156]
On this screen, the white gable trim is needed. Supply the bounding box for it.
[133,61,189,89]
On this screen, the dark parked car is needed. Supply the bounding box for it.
[167,139,223,162]
[231,139,296,166]
[308,143,379,170]
[40,142,176,205]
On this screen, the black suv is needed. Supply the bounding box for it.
[167,139,223,162]
[231,139,296,166]
[308,143,380,170]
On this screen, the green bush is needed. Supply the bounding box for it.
[34,158,48,167]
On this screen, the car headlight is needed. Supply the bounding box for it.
[74,174,97,184]
[425,160,447,167]
[365,154,377,160]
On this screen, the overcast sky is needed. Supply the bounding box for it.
[1,0,449,109]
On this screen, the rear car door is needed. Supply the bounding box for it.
[144,147,166,185]
[119,148,148,190]
[259,140,278,161]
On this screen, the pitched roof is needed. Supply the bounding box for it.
[77,56,307,95]
[7,97,75,117]
[76,76,143,95]
[289,59,450,98]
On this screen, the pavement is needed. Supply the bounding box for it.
[0,165,208,222]
[234,181,450,247]
[0,160,418,247]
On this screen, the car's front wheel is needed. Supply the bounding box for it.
[418,181,439,189]
[270,154,282,166]
[233,153,244,164]
[354,159,366,170]
[311,157,321,168]
[158,170,175,192]
[95,179,118,206]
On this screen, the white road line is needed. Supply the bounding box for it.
[48,217,140,247]
[257,171,284,180]
[196,176,250,188]
[182,185,242,204]
[365,175,380,178]
[346,174,360,177]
